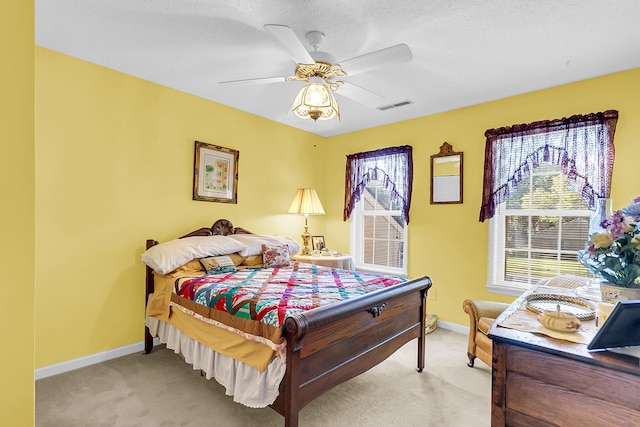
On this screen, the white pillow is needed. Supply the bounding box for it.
[227,234,301,257]
[141,235,248,274]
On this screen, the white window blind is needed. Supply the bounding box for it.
[488,163,591,294]
[351,179,407,276]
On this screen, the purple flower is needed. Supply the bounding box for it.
[622,198,640,217]
[606,210,629,239]
[580,197,640,287]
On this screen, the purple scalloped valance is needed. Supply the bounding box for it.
[344,145,413,224]
[479,110,618,222]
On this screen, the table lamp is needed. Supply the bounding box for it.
[288,188,325,255]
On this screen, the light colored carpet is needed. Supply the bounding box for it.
[36,328,491,426]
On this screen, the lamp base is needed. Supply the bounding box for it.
[301,231,311,255]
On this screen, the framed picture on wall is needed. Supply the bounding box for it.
[312,236,326,251]
[193,141,239,203]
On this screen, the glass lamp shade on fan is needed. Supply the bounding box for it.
[577,198,613,300]
[290,77,340,122]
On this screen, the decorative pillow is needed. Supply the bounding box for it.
[200,255,237,275]
[141,235,248,275]
[228,234,301,257]
[262,244,290,268]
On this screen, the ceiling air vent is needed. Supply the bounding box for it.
[377,100,413,111]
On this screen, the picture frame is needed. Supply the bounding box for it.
[312,236,326,251]
[193,141,239,203]
[430,142,463,204]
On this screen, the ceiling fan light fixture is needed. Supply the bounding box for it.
[291,79,340,122]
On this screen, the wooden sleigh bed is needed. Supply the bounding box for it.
[143,219,432,427]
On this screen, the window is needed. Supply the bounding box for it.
[488,163,592,293]
[350,179,407,275]
[480,111,618,294]
[344,146,413,275]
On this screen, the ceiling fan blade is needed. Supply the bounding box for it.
[218,75,289,86]
[264,24,315,65]
[336,82,387,108]
[340,44,413,76]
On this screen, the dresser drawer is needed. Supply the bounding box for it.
[502,344,640,426]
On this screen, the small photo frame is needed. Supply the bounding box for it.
[312,236,325,251]
[193,141,239,203]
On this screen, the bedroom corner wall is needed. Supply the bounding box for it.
[325,68,640,326]
[34,47,325,368]
[33,41,639,371]
[0,1,35,425]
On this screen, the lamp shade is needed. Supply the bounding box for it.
[290,78,340,122]
[288,188,325,215]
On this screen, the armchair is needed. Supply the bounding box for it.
[462,299,510,368]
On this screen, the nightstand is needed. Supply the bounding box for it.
[293,254,354,270]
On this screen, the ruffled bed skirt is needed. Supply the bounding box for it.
[145,316,286,408]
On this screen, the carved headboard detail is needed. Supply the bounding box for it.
[179,219,253,239]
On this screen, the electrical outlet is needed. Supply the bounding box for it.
[427,289,436,301]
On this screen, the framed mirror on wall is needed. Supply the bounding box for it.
[430,142,463,204]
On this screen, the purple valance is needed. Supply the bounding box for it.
[479,110,618,222]
[344,145,413,223]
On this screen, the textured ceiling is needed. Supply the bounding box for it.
[35,0,640,137]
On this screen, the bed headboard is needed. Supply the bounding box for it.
[144,218,252,353]
[179,219,253,238]
[145,218,252,291]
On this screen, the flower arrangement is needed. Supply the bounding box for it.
[578,196,640,288]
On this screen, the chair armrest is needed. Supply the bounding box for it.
[463,299,510,321]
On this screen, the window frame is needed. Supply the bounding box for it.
[481,110,617,295]
[350,186,408,276]
[487,165,592,295]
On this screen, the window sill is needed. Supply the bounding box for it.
[355,264,407,277]
[486,283,527,297]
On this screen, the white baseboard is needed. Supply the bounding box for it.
[35,337,160,380]
[35,321,465,380]
[435,320,467,335]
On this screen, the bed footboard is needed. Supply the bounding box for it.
[271,276,432,427]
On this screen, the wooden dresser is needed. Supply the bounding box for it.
[489,287,640,426]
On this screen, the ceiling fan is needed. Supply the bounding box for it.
[219,24,413,122]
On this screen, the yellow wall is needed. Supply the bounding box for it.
[35,46,640,372]
[325,68,640,325]
[18,18,640,424]
[35,47,325,367]
[0,1,35,425]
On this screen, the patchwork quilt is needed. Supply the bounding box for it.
[172,262,406,333]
